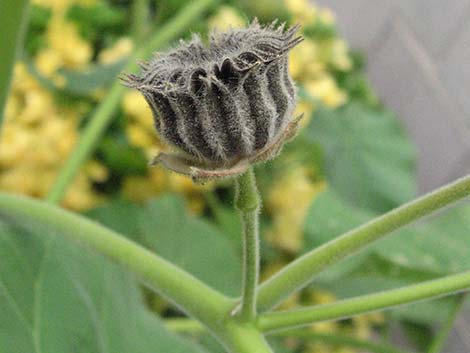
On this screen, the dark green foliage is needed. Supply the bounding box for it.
[0,222,208,353]
[304,189,470,323]
[88,195,242,296]
[305,103,416,212]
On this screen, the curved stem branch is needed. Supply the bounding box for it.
[235,168,261,322]
[46,0,217,204]
[0,193,232,330]
[258,271,470,333]
[258,175,470,311]
[427,293,466,353]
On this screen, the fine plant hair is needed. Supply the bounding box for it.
[122,20,303,171]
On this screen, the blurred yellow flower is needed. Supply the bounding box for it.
[305,75,347,108]
[284,0,318,24]
[123,91,154,129]
[0,63,104,211]
[99,37,133,64]
[289,39,325,80]
[266,167,326,253]
[320,39,353,72]
[35,48,63,77]
[294,100,315,125]
[318,8,336,26]
[209,5,246,30]
[47,18,92,69]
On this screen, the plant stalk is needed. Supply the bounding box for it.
[0,0,30,132]
[235,168,261,322]
[222,323,274,353]
[131,0,150,44]
[257,175,470,311]
[46,0,217,204]
[427,294,466,353]
[258,271,470,332]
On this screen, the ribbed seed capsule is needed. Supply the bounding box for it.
[122,20,304,180]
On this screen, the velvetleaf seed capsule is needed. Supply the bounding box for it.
[122,20,303,180]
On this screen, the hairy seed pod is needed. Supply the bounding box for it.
[122,20,303,180]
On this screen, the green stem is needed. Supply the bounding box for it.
[132,0,150,44]
[223,323,274,353]
[427,294,466,353]
[274,330,411,353]
[0,0,30,132]
[166,318,206,334]
[258,271,470,332]
[46,0,217,204]
[0,193,232,331]
[257,175,470,311]
[235,168,261,322]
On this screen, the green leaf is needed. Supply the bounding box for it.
[305,189,470,275]
[376,206,470,274]
[303,189,373,279]
[59,59,127,96]
[305,102,416,212]
[139,196,242,297]
[85,199,143,241]
[304,189,470,322]
[0,222,207,353]
[205,193,242,250]
[25,58,127,97]
[87,196,242,297]
[98,135,148,176]
[67,2,127,41]
[318,255,456,324]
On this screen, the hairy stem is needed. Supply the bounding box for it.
[46,0,217,204]
[258,271,470,332]
[235,168,261,321]
[0,0,30,131]
[258,175,470,311]
[427,294,466,353]
[0,193,232,331]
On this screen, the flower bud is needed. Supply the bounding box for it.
[122,20,303,180]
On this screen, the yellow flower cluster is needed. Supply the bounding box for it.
[33,0,95,79]
[208,5,246,30]
[285,0,351,117]
[1,64,106,210]
[0,0,108,210]
[266,167,326,253]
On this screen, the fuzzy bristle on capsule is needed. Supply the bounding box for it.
[122,20,303,178]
